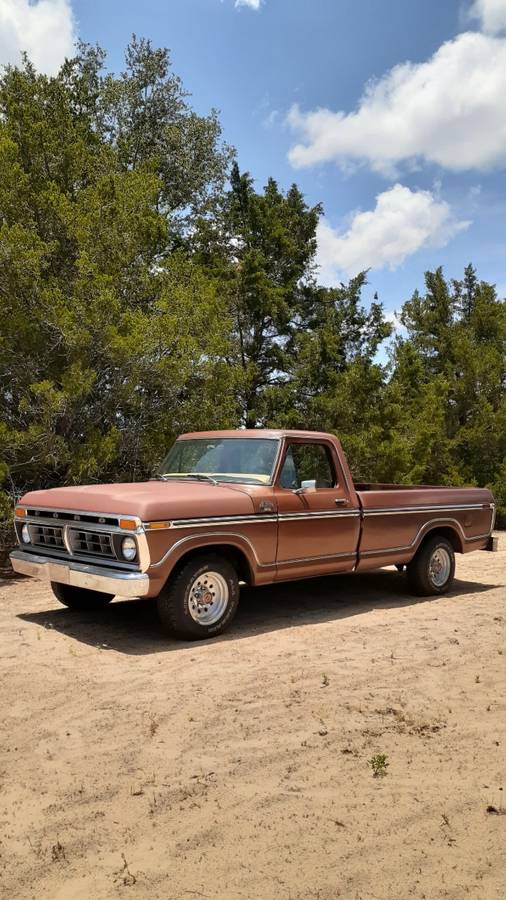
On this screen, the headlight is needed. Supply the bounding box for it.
[121,536,137,561]
[21,523,30,544]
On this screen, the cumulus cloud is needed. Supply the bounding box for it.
[469,0,506,34]
[288,31,506,175]
[0,0,75,75]
[235,0,262,9]
[316,184,470,281]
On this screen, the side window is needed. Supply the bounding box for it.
[279,443,337,490]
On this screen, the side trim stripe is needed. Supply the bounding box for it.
[363,503,493,516]
[153,510,361,529]
[277,551,356,566]
[144,502,493,530]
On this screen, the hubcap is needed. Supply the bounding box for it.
[188,571,229,626]
[429,547,451,587]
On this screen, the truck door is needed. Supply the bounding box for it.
[273,438,360,579]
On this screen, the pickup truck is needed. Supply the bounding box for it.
[10,430,497,640]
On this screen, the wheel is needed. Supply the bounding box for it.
[406,535,455,596]
[51,582,115,610]
[157,554,239,640]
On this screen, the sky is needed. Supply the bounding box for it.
[1,0,506,322]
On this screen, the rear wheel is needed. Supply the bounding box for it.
[51,582,115,610]
[157,554,239,640]
[406,535,455,596]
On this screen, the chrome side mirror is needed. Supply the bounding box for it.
[294,479,317,494]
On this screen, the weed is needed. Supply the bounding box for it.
[321,673,329,688]
[148,714,159,737]
[369,753,389,777]
[51,841,66,863]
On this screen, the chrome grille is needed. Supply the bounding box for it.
[30,524,65,549]
[69,529,114,558]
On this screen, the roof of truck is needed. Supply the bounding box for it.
[177,429,336,440]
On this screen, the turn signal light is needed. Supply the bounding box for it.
[146,521,171,530]
[119,518,137,530]
[15,507,27,517]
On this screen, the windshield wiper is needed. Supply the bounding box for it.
[153,473,219,486]
[180,473,219,485]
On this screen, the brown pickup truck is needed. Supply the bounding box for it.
[10,430,496,640]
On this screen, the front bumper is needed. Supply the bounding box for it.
[10,550,150,597]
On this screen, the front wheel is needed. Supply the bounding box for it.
[157,554,239,640]
[51,582,115,610]
[406,535,455,596]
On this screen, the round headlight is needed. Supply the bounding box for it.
[121,536,137,561]
[21,523,30,544]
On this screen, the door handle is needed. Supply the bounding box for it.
[335,498,348,506]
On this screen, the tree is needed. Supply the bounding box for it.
[390,266,506,514]
[0,40,237,546]
[195,163,322,426]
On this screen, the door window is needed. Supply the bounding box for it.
[279,444,336,490]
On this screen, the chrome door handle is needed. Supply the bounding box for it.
[335,498,348,505]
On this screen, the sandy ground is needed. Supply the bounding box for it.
[0,539,505,900]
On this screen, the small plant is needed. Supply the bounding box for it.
[369,753,389,777]
[321,673,330,687]
[148,714,159,737]
[51,841,66,862]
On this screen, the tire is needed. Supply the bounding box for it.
[406,535,455,597]
[157,554,239,641]
[51,582,115,610]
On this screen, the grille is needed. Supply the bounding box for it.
[30,524,65,549]
[69,529,114,558]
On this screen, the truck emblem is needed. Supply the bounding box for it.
[98,517,106,524]
[53,512,58,518]
[74,515,80,521]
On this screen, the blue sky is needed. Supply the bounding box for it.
[2,0,506,319]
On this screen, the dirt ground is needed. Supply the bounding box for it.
[0,538,505,900]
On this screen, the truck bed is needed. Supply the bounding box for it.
[354,482,495,570]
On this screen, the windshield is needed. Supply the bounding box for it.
[157,438,280,485]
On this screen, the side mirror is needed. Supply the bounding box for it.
[295,479,317,494]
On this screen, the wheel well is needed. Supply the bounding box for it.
[419,526,463,554]
[170,544,253,585]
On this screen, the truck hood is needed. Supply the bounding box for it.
[20,480,256,522]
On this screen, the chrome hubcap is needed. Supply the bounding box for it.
[188,571,229,625]
[429,547,451,587]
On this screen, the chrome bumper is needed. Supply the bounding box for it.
[10,550,150,597]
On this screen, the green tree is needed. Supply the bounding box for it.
[0,40,237,549]
[390,265,506,517]
[196,163,322,426]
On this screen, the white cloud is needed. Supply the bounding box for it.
[0,0,75,75]
[235,0,262,9]
[316,184,470,281]
[288,31,506,175]
[469,0,506,33]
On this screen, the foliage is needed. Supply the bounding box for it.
[0,41,504,544]
[0,40,236,538]
[369,754,389,777]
